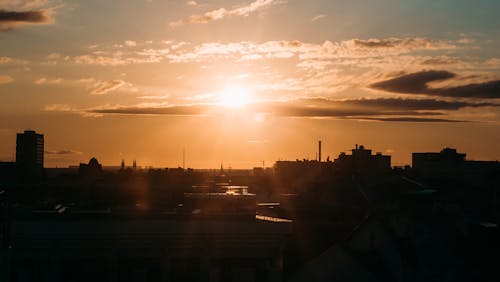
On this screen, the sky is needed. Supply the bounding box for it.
[0,0,500,168]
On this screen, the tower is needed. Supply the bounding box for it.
[318,140,322,162]
[16,130,44,178]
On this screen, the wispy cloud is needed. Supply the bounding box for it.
[67,37,459,69]
[0,0,53,10]
[43,103,76,112]
[45,149,82,155]
[0,75,13,84]
[57,37,484,99]
[89,79,129,95]
[311,14,325,22]
[35,77,134,95]
[124,40,137,47]
[0,56,13,64]
[353,117,466,123]
[169,0,283,27]
[35,77,62,84]
[88,104,209,116]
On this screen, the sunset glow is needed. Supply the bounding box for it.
[217,85,253,108]
[0,0,499,168]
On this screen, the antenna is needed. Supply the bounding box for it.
[182,148,185,169]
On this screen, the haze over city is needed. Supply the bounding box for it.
[1,0,500,168]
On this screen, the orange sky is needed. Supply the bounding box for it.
[0,0,499,168]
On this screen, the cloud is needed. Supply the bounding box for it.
[0,75,13,84]
[421,56,460,66]
[124,40,137,47]
[165,38,456,64]
[250,102,446,118]
[484,58,500,67]
[45,149,82,155]
[35,77,62,84]
[90,79,128,95]
[0,56,12,63]
[65,37,476,98]
[186,1,198,6]
[311,14,325,22]
[73,50,163,65]
[69,37,459,71]
[0,0,53,10]
[352,117,466,123]
[0,9,51,31]
[306,97,497,111]
[43,103,76,112]
[351,38,452,50]
[88,104,209,115]
[35,77,135,96]
[169,0,282,27]
[77,96,499,123]
[371,70,500,99]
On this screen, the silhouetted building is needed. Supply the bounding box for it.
[412,148,466,178]
[79,157,103,181]
[15,130,44,179]
[274,160,333,194]
[334,145,391,172]
[0,162,16,183]
[412,147,500,180]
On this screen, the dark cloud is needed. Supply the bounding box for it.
[353,117,466,123]
[0,10,50,31]
[89,105,209,115]
[371,70,500,99]
[287,97,497,113]
[89,102,444,118]
[371,70,455,93]
[85,96,499,123]
[0,10,47,22]
[251,102,446,118]
[330,98,496,111]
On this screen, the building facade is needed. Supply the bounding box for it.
[15,130,44,179]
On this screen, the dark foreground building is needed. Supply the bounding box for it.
[0,194,291,282]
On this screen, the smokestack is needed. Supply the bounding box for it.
[318,140,322,162]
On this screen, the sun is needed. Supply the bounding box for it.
[217,85,252,108]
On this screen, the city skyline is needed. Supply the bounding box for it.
[2,129,499,171]
[1,0,500,168]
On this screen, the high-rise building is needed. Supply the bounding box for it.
[16,130,44,178]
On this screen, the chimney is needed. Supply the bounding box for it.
[318,140,322,162]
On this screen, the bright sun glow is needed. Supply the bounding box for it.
[217,85,252,108]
